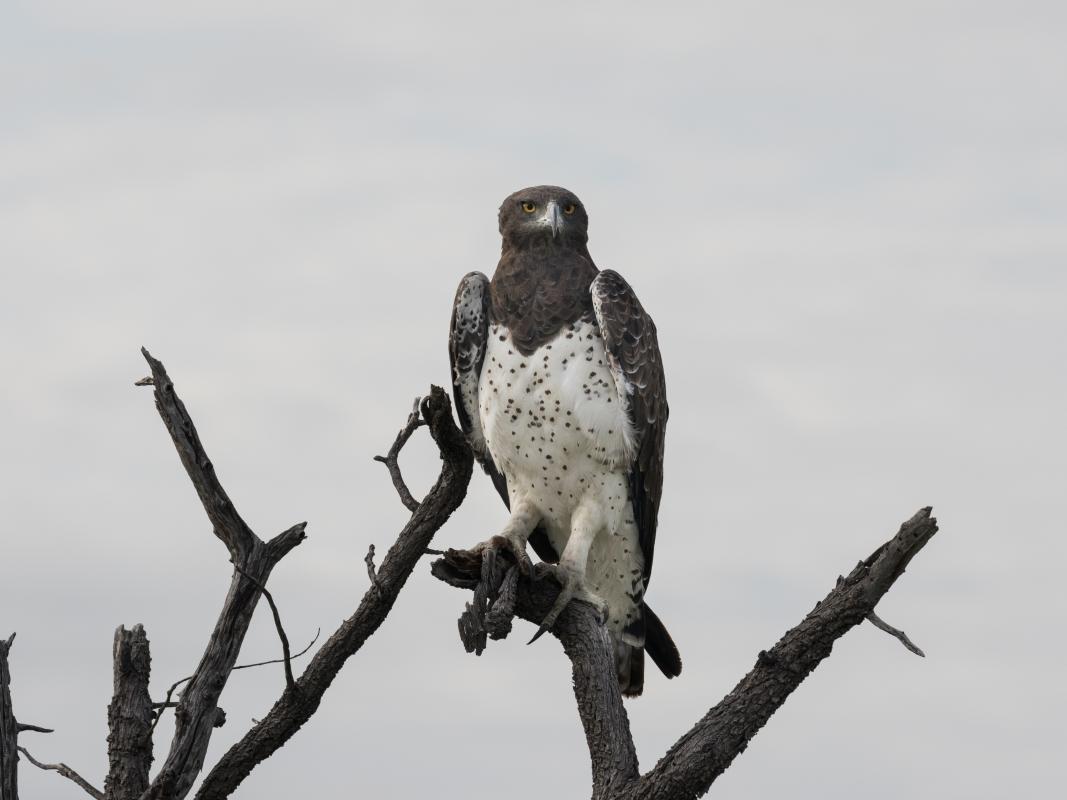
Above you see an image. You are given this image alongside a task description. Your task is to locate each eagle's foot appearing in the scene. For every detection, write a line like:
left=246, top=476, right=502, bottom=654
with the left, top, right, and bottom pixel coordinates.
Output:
left=475, top=534, right=535, bottom=581
left=527, top=562, right=604, bottom=644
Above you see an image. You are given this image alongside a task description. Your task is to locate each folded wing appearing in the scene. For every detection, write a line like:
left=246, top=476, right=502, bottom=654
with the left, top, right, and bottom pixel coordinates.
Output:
left=591, top=269, right=668, bottom=583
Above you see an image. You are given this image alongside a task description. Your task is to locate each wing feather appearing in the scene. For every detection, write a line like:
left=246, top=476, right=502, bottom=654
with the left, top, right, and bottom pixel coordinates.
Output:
left=591, top=270, right=668, bottom=582
left=448, top=272, right=491, bottom=456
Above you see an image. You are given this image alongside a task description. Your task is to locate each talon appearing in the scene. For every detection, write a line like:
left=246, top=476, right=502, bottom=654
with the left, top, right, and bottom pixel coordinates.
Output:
left=527, top=563, right=591, bottom=644
left=485, top=534, right=533, bottom=581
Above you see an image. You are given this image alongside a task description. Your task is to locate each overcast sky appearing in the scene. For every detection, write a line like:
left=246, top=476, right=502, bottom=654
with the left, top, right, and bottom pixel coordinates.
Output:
left=2, top=2, right=1065, bottom=798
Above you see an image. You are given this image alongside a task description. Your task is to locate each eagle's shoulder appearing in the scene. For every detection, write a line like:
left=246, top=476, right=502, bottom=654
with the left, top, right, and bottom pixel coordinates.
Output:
left=449, top=271, right=490, bottom=454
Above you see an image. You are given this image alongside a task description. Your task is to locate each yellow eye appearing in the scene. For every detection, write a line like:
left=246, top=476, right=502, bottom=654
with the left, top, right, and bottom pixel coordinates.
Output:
left=563, top=203, right=577, bottom=215
left=521, top=202, right=536, bottom=213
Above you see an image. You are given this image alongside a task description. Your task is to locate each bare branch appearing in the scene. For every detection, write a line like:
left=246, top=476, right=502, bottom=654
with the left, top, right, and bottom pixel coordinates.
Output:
left=149, top=630, right=320, bottom=731
left=140, top=347, right=258, bottom=563
left=432, top=508, right=939, bottom=800
left=15, top=724, right=53, bottom=735
left=231, top=565, right=296, bottom=690
left=137, top=349, right=307, bottom=800
left=623, top=507, right=939, bottom=800
left=17, top=747, right=103, bottom=800
left=372, top=396, right=426, bottom=512
left=194, top=386, right=473, bottom=800
left=106, top=625, right=154, bottom=800
left=1, top=633, right=19, bottom=799
left=432, top=547, right=640, bottom=797
left=867, top=610, right=925, bottom=657
left=364, top=544, right=381, bottom=591
left=231, top=628, right=321, bottom=674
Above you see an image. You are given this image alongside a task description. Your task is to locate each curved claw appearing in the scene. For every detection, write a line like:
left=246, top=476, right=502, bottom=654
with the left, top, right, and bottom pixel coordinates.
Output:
left=527, top=566, right=580, bottom=645
left=490, top=534, right=534, bottom=582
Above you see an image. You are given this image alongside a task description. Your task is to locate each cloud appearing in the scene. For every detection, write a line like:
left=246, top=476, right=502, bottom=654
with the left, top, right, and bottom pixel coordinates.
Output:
left=2, top=3, right=1064, bottom=798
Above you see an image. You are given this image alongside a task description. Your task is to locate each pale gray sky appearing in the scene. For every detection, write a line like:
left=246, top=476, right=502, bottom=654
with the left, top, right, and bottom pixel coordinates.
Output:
left=2, top=2, right=1065, bottom=798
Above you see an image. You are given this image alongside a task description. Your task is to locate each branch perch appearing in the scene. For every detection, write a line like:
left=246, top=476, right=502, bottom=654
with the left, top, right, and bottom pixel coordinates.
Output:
left=434, top=507, right=939, bottom=800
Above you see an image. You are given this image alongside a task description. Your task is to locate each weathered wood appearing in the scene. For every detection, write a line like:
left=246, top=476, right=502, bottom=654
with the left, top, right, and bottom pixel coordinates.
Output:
left=105, top=625, right=154, bottom=800
left=1, top=635, right=18, bottom=800
left=193, top=387, right=473, bottom=800
left=136, top=351, right=307, bottom=800
left=5, top=363, right=942, bottom=800
left=433, top=548, right=640, bottom=799
left=17, top=747, right=102, bottom=800
left=434, top=508, right=938, bottom=800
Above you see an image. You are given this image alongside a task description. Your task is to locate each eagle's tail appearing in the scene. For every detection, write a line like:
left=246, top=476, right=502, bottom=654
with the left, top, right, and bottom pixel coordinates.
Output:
left=615, top=603, right=682, bottom=697
left=643, top=602, right=683, bottom=680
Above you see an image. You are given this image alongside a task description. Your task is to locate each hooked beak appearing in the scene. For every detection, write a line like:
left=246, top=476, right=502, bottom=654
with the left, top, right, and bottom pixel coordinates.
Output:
left=538, top=200, right=563, bottom=238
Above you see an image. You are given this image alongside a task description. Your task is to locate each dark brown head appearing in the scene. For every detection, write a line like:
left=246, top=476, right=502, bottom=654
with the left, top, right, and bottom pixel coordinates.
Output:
left=498, top=185, right=589, bottom=251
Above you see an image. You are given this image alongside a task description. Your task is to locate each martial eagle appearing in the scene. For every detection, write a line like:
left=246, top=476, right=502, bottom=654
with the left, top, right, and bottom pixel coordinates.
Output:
left=449, top=185, right=681, bottom=696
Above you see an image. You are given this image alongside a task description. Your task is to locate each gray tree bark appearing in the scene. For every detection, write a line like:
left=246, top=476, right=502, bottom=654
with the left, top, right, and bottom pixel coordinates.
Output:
left=106, top=625, right=154, bottom=800
left=432, top=511, right=937, bottom=800
left=5, top=350, right=939, bottom=800
left=1, top=635, right=18, bottom=800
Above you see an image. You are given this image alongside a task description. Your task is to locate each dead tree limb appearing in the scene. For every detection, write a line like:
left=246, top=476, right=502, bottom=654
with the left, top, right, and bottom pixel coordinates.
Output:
left=106, top=625, right=154, bottom=800
left=434, top=507, right=938, bottom=800
left=16, top=747, right=103, bottom=800
left=192, top=386, right=473, bottom=800
left=371, top=396, right=425, bottom=512
left=136, top=349, right=307, bottom=800
left=433, top=551, right=640, bottom=799
left=230, top=566, right=296, bottom=690
left=1, top=634, right=18, bottom=800
left=2, top=362, right=939, bottom=800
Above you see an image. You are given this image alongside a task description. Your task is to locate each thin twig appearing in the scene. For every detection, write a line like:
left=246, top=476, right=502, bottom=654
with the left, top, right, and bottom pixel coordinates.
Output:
left=231, top=628, right=320, bottom=673
left=372, top=396, right=425, bottom=512
left=15, top=723, right=53, bottom=734
left=867, top=610, right=926, bottom=657
left=17, top=746, right=104, bottom=800
left=365, top=544, right=381, bottom=591
left=149, top=629, right=320, bottom=731
left=231, top=565, right=295, bottom=690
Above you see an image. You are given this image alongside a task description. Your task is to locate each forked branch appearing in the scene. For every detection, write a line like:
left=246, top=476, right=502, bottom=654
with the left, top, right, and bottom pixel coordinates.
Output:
left=192, top=386, right=473, bottom=800
left=434, top=508, right=939, bottom=800
left=136, top=349, right=307, bottom=800
left=2, top=364, right=938, bottom=800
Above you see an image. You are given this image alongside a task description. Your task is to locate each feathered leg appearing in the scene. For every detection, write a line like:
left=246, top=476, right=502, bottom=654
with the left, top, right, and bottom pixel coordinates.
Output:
left=475, top=498, right=539, bottom=578
left=529, top=500, right=606, bottom=642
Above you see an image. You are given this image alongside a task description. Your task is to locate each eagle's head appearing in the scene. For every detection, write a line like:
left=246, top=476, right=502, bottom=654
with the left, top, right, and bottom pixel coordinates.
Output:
left=498, top=185, right=589, bottom=250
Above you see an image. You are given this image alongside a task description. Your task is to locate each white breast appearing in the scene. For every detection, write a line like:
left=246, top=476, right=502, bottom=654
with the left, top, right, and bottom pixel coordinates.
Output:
left=479, top=321, right=633, bottom=474
left=477, top=321, right=645, bottom=638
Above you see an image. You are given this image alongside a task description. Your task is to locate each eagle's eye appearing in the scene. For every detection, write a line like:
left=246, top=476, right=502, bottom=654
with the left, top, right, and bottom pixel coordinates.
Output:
left=563, top=203, right=577, bottom=215
left=521, top=201, right=536, bottom=213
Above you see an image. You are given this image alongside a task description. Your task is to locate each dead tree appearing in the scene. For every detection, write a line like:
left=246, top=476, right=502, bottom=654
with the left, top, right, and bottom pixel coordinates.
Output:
left=0, top=350, right=937, bottom=800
